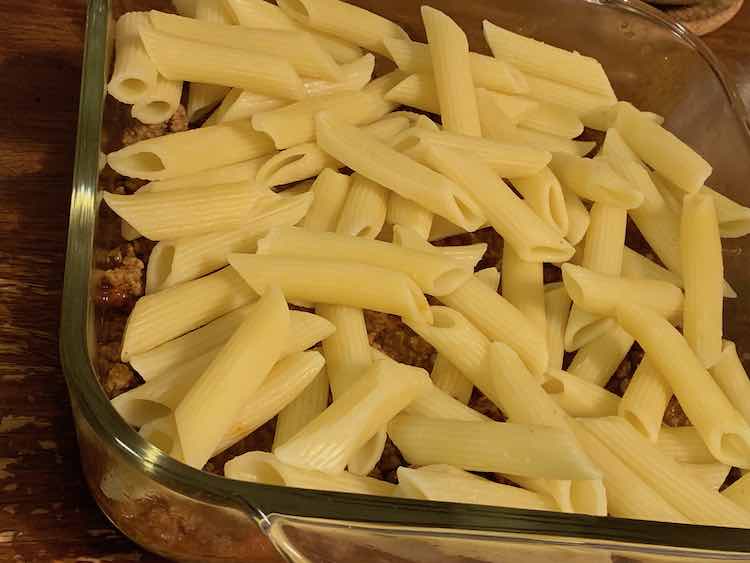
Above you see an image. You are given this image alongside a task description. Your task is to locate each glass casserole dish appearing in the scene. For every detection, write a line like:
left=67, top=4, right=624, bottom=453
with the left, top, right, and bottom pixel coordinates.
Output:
left=61, top=0, right=750, bottom=560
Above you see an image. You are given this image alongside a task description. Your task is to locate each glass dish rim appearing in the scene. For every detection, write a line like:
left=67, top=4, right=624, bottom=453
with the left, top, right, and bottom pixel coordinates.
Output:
left=61, top=0, right=750, bottom=554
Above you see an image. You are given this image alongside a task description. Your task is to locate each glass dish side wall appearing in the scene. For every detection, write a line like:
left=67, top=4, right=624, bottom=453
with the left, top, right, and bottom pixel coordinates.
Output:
left=61, top=0, right=750, bottom=561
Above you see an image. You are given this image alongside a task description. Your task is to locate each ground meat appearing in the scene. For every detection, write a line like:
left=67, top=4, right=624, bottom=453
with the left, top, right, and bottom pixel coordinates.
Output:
left=94, top=241, right=146, bottom=310
left=368, top=439, right=405, bottom=484
left=365, top=311, right=435, bottom=372
left=210, top=419, right=277, bottom=476
left=543, top=263, right=562, bottom=284
left=606, top=344, right=644, bottom=396
left=102, top=363, right=139, bottom=399
left=433, top=226, right=503, bottom=271
left=121, top=104, right=188, bottom=146
left=469, top=390, right=506, bottom=422
left=663, top=397, right=691, bottom=427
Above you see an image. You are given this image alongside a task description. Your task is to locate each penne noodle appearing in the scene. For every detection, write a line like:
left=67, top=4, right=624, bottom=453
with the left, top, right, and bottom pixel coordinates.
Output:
left=276, top=0, right=408, bottom=56
left=501, top=243, right=546, bottom=333
left=550, top=153, right=643, bottom=209
left=561, top=187, right=590, bottom=246
left=681, top=192, right=724, bottom=368
left=683, top=463, right=731, bottom=492
left=272, top=366, right=327, bottom=450
left=302, top=168, right=351, bottom=233
left=579, top=417, right=750, bottom=527
left=423, top=357, right=475, bottom=409
left=388, top=415, right=601, bottom=480
left=335, top=174, right=388, bottom=239
left=582, top=102, right=664, bottom=132
left=139, top=414, right=183, bottom=460
left=141, top=157, right=270, bottom=193
left=392, top=225, right=487, bottom=272
left=144, top=191, right=313, bottom=292
left=415, top=142, right=572, bottom=263
left=204, top=88, right=289, bottom=128
left=256, top=142, right=341, bottom=188
left=620, top=247, right=683, bottom=288
left=562, top=263, right=683, bottom=321
left=511, top=167, right=569, bottom=236
left=618, top=356, right=672, bottom=442
left=385, top=72, right=441, bottom=114
left=174, top=287, right=289, bottom=469
left=131, top=74, right=183, bottom=125
left=703, top=185, right=750, bottom=238
left=108, top=12, right=158, bottom=104
left=253, top=90, right=394, bottom=149
left=107, top=121, right=275, bottom=181
left=710, top=341, right=750, bottom=425
left=315, top=113, right=485, bottom=231
left=476, top=91, right=538, bottom=123
left=387, top=194, right=434, bottom=240
left=722, top=472, right=750, bottom=511
left=617, top=303, right=750, bottom=467
left=257, top=226, right=472, bottom=297
left=518, top=102, right=583, bottom=139
left=120, top=267, right=257, bottom=360
left=396, top=466, right=556, bottom=511
left=544, top=283, right=571, bottom=371
left=140, top=27, right=305, bottom=100
left=103, top=181, right=269, bottom=241
left=569, top=422, right=689, bottom=523
left=542, top=369, right=621, bottom=418
left=228, top=254, right=433, bottom=324
left=657, top=426, right=716, bottom=464
left=566, top=326, right=634, bottom=387
left=225, top=451, right=394, bottom=496
left=275, top=360, right=431, bottom=473
left=520, top=73, right=614, bottom=117
left=482, top=20, right=616, bottom=99
left=614, top=102, right=711, bottom=194
left=422, top=6, right=481, bottom=136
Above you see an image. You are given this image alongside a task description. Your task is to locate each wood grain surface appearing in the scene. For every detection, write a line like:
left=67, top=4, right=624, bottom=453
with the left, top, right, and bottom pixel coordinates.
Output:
left=0, top=1, right=749, bottom=562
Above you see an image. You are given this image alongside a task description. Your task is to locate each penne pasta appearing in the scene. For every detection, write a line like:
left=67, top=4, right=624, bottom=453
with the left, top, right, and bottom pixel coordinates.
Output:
left=388, top=414, right=601, bottom=480
left=617, top=303, right=750, bottom=467
left=131, top=74, right=183, bottom=125
left=658, top=426, right=716, bottom=464
left=107, top=121, right=276, bottom=181
left=566, top=326, right=634, bottom=387
left=519, top=102, right=583, bottom=139
left=256, top=142, right=341, bottom=188
left=511, top=167, right=569, bottom=236
left=258, top=226, right=472, bottom=297
left=722, top=472, right=750, bottom=511
left=387, top=194, right=434, bottom=240
left=315, top=113, right=485, bottom=231
left=139, top=413, right=183, bottom=460
left=228, top=254, right=433, bottom=323
left=582, top=102, right=664, bottom=132
left=683, top=463, right=731, bottom=492
left=335, top=174, right=388, bottom=239
left=544, top=283, right=571, bottom=371
left=141, top=157, right=270, bottom=193
left=392, top=225, right=487, bottom=273
left=140, top=27, right=305, bottom=100
left=174, top=287, right=289, bottom=469
left=120, top=267, right=257, bottom=361
left=482, top=20, right=616, bottom=99
left=108, top=12, right=158, bottom=104
left=225, top=451, right=394, bottom=496
left=681, top=192, right=724, bottom=367
left=620, top=246, right=683, bottom=288
left=276, top=0, right=408, bottom=56
left=302, top=168, right=351, bottom=233
left=476, top=91, right=538, bottom=123
left=542, top=369, right=621, bottom=418
left=703, top=185, right=750, bottom=238
left=429, top=355, right=473, bottom=406
left=396, top=466, right=556, bottom=511
left=561, top=187, right=590, bottom=246
left=710, top=341, right=750, bottom=425
left=618, top=356, right=672, bottom=442
left=579, top=417, right=750, bottom=527
left=407, top=372, right=481, bottom=420
left=422, top=6, right=481, bottom=136
left=520, top=73, right=614, bottom=118
left=275, top=360, right=431, bottom=473
left=501, top=243, right=546, bottom=333
left=384, top=72, right=441, bottom=114
left=204, top=88, right=289, bottom=127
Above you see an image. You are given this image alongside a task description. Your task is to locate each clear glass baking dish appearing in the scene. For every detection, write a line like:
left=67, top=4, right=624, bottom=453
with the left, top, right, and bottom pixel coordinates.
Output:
left=61, top=0, right=750, bottom=560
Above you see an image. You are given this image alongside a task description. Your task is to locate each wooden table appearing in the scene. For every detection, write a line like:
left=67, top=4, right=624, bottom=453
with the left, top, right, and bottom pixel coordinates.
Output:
left=0, top=1, right=749, bottom=561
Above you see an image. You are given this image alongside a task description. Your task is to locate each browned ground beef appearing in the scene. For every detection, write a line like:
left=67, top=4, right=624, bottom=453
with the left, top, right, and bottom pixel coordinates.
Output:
left=121, top=104, right=188, bottom=146
left=365, top=311, right=436, bottom=372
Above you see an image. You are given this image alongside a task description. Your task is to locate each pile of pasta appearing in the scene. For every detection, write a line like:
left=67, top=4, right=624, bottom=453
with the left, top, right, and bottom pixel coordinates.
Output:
left=103, top=0, right=750, bottom=526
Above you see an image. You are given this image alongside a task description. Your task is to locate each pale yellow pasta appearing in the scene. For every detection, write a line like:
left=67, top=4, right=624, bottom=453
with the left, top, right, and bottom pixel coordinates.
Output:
left=131, top=73, right=183, bottom=125
left=561, top=187, right=590, bottom=246
left=617, top=303, right=750, bottom=468
left=582, top=102, right=664, bottom=132
left=335, top=174, right=388, bottom=239
left=511, top=167, right=569, bottom=236
left=614, top=102, right=711, bottom=194
left=175, top=287, right=289, bottom=469
left=544, top=283, right=571, bottom=371
left=387, top=194, right=434, bottom=240
left=108, top=12, right=158, bottom=104
left=682, top=463, right=731, bottom=492
left=657, top=426, right=716, bottom=464
left=722, top=472, right=750, bottom=511
left=228, top=254, right=433, bottom=323
left=620, top=246, right=683, bottom=288
left=542, top=369, right=621, bottom=418
left=703, top=185, right=750, bottom=238
left=103, top=181, right=269, bottom=241
left=140, top=27, right=305, bottom=100
left=422, top=6, right=481, bottom=136
left=256, top=143, right=341, bottom=188
left=276, top=0, right=408, bottom=56
left=518, top=103, right=583, bottom=139
left=566, top=326, right=634, bottom=387
left=580, top=417, right=750, bottom=527
left=618, top=357, right=671, bottom=443
left=315, top=113, right=485, bottom=231
left=225, top=451, right=394, bottom=496
left=144, top=191, right=313, bottom=291
left=388, top=414, right=601, bottom=480
left=317, top=304, right=371, bottom=399
left=391, top=225, right=487, bottom=272
left=302, top=168, right=351, bottom=233
left=405, top=384, right=488, bottom=422
left=501, top=243, right=546, bottom=333
left=273, top=367, right=330, bottom=450
left=482, top=20, right=616, bottom=99
left=121, top=267, right=257, bottom=360
left=275, top=361, right=431, bottom=473
left=681, top=192, right=724, bottom=368
left=384, top=72, right=441, bottom=114
left=204, top=88, right=289, bottom=127
left=142, top=157, right=270, bottom=192
left=396, top=466, right=556, bottom=511
left=107, top=121, right=275, bottom=181
left=474, top=91, right=538, bottom=122
left=519, top=73, right=615, bottom=117
left=710, top=341, right=750, bottom=424
left=253, top=90, right=394, bottom=149
left=427, top=355, right=473, bottom=407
